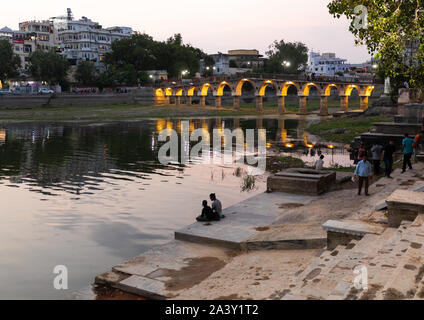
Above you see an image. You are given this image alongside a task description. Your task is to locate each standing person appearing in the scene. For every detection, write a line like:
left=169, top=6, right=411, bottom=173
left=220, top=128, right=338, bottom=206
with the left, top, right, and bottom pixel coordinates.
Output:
left=315, top=155, right=325, bottom=170
left=354, top=154, right=373, bottom=196
left=371, top=143, right=384, bottom=175
left=210, top=193, right=225, bottom=219
left=402, top=134, right=415, bottom=173
left=358, top=143, right=367, bottom=162
left=382, top=140, right=396, bottom=178
left=413, top=130, right=423, bottom=162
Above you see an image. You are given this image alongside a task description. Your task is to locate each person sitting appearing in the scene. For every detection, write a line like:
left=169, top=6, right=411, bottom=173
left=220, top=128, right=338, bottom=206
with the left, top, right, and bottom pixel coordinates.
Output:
left=314, top=155, right=325, bottom=170
left=210, top=193, right=225, bottom=219
left=196, top=200, right=217, bottom=222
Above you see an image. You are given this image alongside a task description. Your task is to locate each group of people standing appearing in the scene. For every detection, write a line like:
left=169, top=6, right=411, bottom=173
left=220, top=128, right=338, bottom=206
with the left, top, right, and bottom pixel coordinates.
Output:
left=354, top=130, right=423, bottom=196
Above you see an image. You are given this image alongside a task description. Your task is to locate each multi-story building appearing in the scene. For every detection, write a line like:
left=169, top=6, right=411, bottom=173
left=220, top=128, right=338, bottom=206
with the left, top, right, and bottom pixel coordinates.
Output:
left=53, top=9, right=132, bottom=67
left=306, top=51, right=351, bottom=76
left=228, top=49, right=265, bottom=69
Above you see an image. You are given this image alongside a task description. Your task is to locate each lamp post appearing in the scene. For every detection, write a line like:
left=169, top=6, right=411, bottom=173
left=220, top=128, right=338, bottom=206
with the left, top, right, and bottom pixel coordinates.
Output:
left=282, top=60, right=291, bottom=73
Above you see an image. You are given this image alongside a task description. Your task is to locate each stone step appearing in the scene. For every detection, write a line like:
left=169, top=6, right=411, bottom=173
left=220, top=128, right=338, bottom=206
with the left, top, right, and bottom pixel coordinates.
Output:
left=283, top=235, right=386, bottom=300
left=354, top=221, right=415, bottom=300
left=372, top=122, right=422, bottom=135
left=306, top=229, right=397, bottom=300
left=386, top=189, right=424, bottom=228
left=376, top=216, right=424, bottom=300
left=282, top=243, right=358, bottom=300
left=323, top=220, right=386, bottom=250
left=327, top=227, right=400, bottom=300
left=360, top=132, right=405, bottom=146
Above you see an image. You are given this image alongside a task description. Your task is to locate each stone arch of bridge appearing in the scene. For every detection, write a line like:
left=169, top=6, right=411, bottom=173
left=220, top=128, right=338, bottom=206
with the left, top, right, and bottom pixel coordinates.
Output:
left=235, top=78, right=256, bottom=96
left=216, top=81, right=233, bottom=96
left=281, top=81, right=300, bottom=96
left=323, top=84, right=341, bottom=96
left=301, top=82, right=322, bottom=96
left=154, top=89, right=166, bottom=105
left=258, top=80, right=278, bottom=97
left=201, top=83, right=215, bottom=96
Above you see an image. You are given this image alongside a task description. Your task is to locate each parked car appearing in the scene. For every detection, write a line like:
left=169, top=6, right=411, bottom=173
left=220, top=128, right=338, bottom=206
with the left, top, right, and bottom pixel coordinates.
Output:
left=38, top=88, right=54, bottom=95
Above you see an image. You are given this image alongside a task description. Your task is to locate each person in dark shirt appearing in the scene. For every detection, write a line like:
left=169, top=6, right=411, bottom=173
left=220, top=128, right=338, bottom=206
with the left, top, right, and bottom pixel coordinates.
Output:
left=382, top=140, right=396, bottom=178
left=196, top=200, right=217, bottom=222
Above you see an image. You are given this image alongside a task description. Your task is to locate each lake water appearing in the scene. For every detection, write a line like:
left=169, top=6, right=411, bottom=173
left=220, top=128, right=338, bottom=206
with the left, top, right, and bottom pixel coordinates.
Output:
left=0, top=117, right=353, bottom=299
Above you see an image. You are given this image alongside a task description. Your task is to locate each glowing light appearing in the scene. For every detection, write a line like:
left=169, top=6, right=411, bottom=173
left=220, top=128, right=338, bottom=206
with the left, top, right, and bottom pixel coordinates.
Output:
left=328, top=145, right=335, bottom=149
left=266, top=143, right=272, bottom=149
left=285, top=143, right=294, bottom=148
left=306, top=143, right=314, bottom=149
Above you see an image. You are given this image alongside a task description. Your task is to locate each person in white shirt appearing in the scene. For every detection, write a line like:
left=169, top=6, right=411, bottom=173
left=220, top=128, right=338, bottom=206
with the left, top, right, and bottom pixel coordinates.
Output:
left=315, top=155, right=325, bottom=170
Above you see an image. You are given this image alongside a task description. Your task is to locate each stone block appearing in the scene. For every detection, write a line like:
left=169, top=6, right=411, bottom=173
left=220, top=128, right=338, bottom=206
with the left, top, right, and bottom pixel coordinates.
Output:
left=115, top=275, right=168, bottom=300
left=323, top=220, right=386, bottom=251
left=268, top=168, right=336, bottom=195
left=386, top=190, right=424, bottom=228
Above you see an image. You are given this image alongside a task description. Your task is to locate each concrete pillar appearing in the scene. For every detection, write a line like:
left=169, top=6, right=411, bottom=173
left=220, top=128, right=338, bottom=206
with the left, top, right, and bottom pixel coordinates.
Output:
left=360, top=96, right=369, bottom=110
left=215, top=96, right=222, bottom=108
left=256, top=96, right=263, bottom=113
left=298, top=95, right=308, bottom=114
left=319, top=96, right=329, bottom=116
left=340, top=95, right=349, bottom=112
left=176, top=96, right=181, bottom=106
left=187, top=96, right=192, bottom=106
left=200, top=96, right=206, bottom=107
left=234, top=117, right=240, bottom=128
left=165, top=96, right=171, bottom=105
left=277, top=96, right=286, bottom=114
left=233, top=96, right=241, bottom=110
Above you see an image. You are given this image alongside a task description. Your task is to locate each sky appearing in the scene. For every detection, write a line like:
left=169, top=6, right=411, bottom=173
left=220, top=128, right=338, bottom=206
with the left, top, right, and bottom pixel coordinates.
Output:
left=1, top=0, right=371, bottom=63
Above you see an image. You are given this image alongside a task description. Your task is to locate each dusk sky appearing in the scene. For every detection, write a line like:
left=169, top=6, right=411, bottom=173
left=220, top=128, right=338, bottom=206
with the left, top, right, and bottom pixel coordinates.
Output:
left=1, top=0, right=371, bottom=63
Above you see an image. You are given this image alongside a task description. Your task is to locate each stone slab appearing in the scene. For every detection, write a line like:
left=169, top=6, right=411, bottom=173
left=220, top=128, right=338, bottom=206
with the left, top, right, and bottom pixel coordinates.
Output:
left=323, top=220, right=386, bottom=237
left=175, top=192, right=317, bottom=248
left=115, top=275, right=168, bottom=300
left=376, top=201, right=388, bottom=211
left=386, top=190, right=424, bottom=207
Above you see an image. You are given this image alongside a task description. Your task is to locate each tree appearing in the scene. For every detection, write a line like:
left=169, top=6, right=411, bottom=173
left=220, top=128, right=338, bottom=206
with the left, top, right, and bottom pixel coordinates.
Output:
left=105, top=33, right=203, bottom=79
left=75, top=61, right=97, bottom=85
left=265, top=40, right=308, bottom=74
left=328, top=0, right=424, bottom=88
left=28, top=50, right=69, bottom=86
left=0, top=40, right=21, bottom=85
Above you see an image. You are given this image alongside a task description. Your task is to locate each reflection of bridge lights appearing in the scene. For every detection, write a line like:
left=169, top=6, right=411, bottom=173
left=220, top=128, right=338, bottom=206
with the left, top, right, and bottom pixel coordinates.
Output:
left=285, top=143, right=294, bottom=148
left=266, top=143, right=272, bottom=149
left=328, top=144, right=335, bottom=149
left=306, top=143, right=314, bottom=149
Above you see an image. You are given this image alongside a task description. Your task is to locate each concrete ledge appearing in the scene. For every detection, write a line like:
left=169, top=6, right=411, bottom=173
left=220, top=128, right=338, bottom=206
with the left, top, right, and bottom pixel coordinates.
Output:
left=268, top=168, right=336, bottom=195
left=386, top=190, right=424, bottom=227
left=323, top=220, right=386, bottom=250
left=114, top=275, right=168, bottom=300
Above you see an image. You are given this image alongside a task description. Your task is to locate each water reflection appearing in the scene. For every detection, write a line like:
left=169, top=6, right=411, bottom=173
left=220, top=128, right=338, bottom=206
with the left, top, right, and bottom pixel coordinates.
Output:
left=0, top=117, right=351, bottom=299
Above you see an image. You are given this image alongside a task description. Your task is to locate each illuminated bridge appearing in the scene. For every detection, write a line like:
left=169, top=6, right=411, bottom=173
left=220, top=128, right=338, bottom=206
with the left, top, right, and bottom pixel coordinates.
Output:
left=153, top=75, right=377, bottom=115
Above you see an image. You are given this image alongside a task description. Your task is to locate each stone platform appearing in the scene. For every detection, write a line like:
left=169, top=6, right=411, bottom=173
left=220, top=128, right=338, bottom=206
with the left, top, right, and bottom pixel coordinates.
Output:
left=386, top=190, right=424, bottom=227
left=323, top=220, right=386, bottom=250
left=267, top=168, right=336, bottom=195
left=175, top=192, right=321, bottom=249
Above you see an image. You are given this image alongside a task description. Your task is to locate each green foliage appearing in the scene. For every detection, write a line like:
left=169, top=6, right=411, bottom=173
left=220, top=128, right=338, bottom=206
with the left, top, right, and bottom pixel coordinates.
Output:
left=265, top=40, right=308, bottom=74
left=105, top=33, right=204, bottom=79
left=241, top=175, right=256, bottom=192
left=328, top=0, right=424, bottom=88
left=307, top=116, right=391, bottom=143
left=28, top=50, right=69, bottom=85
left=75, top=61, right=98, bottom=85
left=0, top=40, right=21, bottom=84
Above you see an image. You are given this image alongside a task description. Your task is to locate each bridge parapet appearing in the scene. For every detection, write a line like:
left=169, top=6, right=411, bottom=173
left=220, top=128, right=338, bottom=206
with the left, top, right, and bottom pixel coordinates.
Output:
left=154, top=74, right=378, bottom=115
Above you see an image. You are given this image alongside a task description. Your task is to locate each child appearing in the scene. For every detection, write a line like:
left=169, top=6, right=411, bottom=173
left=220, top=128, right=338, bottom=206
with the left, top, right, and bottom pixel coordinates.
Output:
left=196, top=200, right=216, bottom=222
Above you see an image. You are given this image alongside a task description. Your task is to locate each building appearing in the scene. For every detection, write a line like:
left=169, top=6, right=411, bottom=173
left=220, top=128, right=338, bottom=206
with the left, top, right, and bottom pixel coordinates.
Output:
left=53, top=9, right=132, bottom=67
left=147, top=70, right=168, bottom=83
left=208, top=53, right=230, bottom=75
left=306, top=51, right=350, bottom=76
left=227, top=49, right=265, bottom=69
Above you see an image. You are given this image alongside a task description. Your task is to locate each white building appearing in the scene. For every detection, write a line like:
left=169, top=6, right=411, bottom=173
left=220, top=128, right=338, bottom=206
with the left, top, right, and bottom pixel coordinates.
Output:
left=53, top=9, right=132, bottom=67
left=306, top=52, right=351, bottom=76
left=207, top=53, right=230, bottom=75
